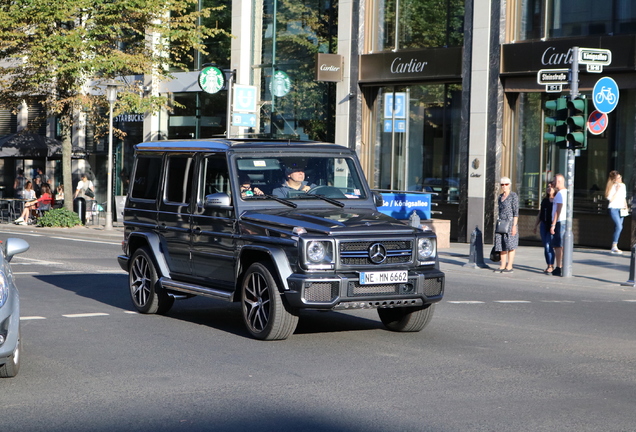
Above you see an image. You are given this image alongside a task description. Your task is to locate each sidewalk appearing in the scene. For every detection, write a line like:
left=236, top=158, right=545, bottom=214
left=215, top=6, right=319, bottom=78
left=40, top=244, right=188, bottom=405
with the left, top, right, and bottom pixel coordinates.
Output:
left=0, top=220, right=125, bottom=241
left=440, top=242, right=635, bottom=290
left=1, top=221, right=633, bottom=290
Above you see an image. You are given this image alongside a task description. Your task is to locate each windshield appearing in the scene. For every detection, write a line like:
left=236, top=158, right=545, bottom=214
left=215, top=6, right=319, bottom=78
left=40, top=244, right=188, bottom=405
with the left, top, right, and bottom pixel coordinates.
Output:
left=236, top=155, right=367, bottom=201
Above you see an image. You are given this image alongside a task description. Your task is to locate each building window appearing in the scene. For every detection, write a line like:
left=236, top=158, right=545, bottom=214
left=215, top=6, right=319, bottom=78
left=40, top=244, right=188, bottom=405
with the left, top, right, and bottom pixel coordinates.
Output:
left=254, top=0, right=338, bottom=141
left=512, top=90, right=635, bottom=213
left=515, top=0, right=636, bottom=41
left=170, top=0, right=232, bottom=71
left=166, top=92, right=227, bottom=139
left=370, top=84, right=461, bottom=203
left=371, top=0, right=464, bottom=52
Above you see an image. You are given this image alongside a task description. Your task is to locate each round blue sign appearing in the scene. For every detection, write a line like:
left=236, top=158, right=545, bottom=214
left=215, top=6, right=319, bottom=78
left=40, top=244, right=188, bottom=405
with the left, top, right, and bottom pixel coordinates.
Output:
left=592, top=77, right=619, bottom=114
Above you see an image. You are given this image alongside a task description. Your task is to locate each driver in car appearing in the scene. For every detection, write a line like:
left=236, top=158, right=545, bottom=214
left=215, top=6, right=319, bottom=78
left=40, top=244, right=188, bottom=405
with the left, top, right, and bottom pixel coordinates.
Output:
left=272, top=166, right=316, bottom=198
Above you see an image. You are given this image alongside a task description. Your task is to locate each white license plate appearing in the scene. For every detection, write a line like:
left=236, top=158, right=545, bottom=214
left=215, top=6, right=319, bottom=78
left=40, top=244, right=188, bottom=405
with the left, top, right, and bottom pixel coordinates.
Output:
left=359, top=270, right=408, bottom=285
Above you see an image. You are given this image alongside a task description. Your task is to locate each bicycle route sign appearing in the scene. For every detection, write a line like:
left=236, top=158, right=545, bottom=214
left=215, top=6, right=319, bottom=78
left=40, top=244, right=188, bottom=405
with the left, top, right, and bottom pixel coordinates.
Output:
left=592, top=76, right=619, bottom=113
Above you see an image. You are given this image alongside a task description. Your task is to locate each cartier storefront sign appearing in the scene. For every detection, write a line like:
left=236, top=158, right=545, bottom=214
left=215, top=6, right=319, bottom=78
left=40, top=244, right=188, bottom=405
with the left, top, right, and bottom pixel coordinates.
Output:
left=359, top=47, right=462, bottom=84
left=315, top=53, right=343, bottom=82
left=501, top=35, right=636, bottom=75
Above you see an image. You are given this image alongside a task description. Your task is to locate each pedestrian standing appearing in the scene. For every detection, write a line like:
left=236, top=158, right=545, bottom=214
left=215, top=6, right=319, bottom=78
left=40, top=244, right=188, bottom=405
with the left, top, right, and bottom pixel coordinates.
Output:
left=534, top=182, right=556, bottom=273
left=550, top=174, right=567, bottom=276
left=494, top=177, right=519, bottom=273
left=605, top=170, right=627, bottom=254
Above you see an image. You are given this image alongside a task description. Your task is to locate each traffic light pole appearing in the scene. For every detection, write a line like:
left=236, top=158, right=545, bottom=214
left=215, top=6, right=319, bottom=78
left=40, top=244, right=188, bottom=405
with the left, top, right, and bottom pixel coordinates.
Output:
left=563, top=47, right=580, bottom=278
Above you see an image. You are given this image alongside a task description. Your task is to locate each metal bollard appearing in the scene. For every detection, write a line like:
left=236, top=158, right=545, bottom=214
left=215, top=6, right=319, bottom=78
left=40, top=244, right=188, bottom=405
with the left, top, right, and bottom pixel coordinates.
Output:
left=463, top=226, right=490, bottom=269
left=620, top=244, right=636, bottom=287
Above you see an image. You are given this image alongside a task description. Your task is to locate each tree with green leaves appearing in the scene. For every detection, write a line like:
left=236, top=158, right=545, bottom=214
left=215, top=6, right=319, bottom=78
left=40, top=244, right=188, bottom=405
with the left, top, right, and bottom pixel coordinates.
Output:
left=0, top=0, right=229, bottom=210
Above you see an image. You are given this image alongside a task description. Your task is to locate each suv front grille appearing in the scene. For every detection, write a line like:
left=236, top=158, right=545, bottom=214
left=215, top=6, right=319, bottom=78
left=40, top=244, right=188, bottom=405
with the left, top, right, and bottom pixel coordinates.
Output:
left=303, top=281, right=339, bottom=303
left=339, top=240, right=413, bottom=266
left=423, top=277, right=443, bottom=297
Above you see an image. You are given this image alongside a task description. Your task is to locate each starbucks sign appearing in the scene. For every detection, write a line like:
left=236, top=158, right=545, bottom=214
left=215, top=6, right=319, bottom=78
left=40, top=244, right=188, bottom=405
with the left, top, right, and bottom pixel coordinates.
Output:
left=270, top=70, right=291, bottom=97
left=198, top=66, right=226, bottom=94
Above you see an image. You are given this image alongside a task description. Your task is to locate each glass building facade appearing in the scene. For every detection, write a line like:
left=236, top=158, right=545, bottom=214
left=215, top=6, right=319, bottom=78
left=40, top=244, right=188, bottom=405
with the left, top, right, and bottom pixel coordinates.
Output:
left=360, top=0, right=464, bottom=209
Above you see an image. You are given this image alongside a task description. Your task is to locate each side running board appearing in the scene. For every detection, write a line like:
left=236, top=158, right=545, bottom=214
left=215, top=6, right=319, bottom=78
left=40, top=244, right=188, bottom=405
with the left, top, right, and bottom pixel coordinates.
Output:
left=159, top=277, right=234, bottom=302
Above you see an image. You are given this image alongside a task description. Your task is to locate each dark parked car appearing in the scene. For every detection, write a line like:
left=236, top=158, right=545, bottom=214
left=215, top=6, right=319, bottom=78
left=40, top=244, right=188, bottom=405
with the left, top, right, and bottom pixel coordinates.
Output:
left=118, top=139, right=445, bottom=340
left=0, top=237, right=30, bottom=377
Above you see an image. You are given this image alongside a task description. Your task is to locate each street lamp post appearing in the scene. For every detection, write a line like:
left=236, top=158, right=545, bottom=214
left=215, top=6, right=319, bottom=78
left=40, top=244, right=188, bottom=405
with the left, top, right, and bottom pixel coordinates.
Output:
left=105, top=83, right=118, bottom=231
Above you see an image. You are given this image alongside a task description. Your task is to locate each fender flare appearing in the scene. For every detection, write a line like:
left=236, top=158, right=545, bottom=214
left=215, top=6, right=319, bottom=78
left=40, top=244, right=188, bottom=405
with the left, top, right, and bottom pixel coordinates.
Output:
left=238, top=245, right=293, bottom=291
left=127, top=232, right=171, bottom=278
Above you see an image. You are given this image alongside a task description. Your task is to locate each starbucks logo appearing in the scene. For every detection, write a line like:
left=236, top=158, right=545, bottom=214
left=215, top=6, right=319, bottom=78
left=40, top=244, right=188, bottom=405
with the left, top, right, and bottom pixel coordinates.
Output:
left=198, top=66, right=225, bottom=94
left=270, top=70, right=291, bottom=97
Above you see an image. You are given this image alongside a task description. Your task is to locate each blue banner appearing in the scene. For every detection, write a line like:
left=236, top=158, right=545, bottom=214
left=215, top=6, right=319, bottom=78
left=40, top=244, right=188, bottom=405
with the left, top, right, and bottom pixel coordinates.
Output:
left=377, top=193, right=431, bottom=220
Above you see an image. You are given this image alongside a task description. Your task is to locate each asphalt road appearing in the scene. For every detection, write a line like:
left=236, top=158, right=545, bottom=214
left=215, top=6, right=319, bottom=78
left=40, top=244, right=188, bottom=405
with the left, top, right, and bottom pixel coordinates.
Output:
left=1, top=229, right=635, bottom=431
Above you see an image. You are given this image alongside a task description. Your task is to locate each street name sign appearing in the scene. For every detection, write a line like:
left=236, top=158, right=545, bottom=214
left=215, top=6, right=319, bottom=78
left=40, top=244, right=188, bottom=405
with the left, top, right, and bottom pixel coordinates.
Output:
left=537, top=69, right=569, bottom=85
left=578, top=48, right=612, bottom=65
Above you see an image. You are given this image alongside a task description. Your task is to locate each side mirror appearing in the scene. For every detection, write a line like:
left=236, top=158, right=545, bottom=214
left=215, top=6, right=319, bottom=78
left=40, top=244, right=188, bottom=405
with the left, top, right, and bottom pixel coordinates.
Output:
left=204, top=192, right=232, bottom=208
left=372, top=191, right=383, bottom=207
left=5, top=238, right=29, bottom=263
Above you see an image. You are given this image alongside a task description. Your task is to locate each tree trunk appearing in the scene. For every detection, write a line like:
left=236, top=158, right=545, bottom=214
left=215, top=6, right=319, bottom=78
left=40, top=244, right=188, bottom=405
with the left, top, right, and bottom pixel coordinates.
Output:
left=61, top=120, right=73, bottom=212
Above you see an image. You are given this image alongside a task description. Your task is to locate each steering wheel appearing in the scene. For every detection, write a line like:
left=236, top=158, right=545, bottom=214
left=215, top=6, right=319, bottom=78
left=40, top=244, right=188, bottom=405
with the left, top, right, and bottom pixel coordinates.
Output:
left=306, top=185, right=346, bottom=198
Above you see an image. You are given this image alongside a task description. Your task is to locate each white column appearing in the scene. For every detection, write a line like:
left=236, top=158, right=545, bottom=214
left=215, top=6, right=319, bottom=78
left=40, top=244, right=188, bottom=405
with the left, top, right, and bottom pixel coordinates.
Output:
left=466, top=0, right=492, bottom=233
left=334, top=0, right=353, bottom=146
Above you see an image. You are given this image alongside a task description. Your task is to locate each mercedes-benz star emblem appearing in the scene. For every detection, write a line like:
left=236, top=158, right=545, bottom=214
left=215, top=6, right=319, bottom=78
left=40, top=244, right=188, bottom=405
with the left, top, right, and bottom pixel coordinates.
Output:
left=368, top=243, right=387, bottom=264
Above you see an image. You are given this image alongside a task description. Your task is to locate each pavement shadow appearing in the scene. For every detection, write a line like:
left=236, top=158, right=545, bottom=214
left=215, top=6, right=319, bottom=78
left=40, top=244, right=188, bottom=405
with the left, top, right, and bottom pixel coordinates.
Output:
left=34, top=273, right=383, bottom=338
left=33, top=273, right=130, bottom=309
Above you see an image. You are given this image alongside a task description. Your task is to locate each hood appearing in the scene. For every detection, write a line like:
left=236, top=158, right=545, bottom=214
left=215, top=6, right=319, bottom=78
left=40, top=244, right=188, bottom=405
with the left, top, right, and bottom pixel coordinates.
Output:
left=240, top=207, right=418, bottom=235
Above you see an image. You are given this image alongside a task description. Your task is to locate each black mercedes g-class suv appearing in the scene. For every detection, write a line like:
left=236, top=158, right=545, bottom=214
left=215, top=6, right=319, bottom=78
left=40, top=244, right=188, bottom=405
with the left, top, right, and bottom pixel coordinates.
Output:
left=117, top=139, right=444, bottom=340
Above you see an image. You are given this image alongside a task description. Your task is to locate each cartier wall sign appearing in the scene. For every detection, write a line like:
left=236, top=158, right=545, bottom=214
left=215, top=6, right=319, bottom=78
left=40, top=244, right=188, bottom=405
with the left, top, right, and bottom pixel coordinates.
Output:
left=501, top=34, right=636, bottom=75
left=359, top=47, right=462, bottom=83
left=315, top=53, right=343, bottom=82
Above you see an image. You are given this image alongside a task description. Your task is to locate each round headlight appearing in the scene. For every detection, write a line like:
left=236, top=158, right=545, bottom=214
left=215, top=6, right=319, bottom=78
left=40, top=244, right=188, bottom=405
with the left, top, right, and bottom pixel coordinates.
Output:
left=307, top=241, right=327, bottom=263
left=417, top=238, right=434, bottom=260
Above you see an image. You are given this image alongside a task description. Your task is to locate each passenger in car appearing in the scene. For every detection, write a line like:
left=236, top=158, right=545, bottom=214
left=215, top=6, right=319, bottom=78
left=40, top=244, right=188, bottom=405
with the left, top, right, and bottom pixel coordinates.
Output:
left=239, top=175, right=264, bottom=198
left=272, top=166, right=316, bottom=198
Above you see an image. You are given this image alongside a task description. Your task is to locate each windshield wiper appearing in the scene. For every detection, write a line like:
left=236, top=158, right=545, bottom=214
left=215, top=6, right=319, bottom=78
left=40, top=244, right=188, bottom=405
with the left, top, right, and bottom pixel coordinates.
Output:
left=248, top=194, right=297, bottom=208
left=301, top=194, right=345, bottom=208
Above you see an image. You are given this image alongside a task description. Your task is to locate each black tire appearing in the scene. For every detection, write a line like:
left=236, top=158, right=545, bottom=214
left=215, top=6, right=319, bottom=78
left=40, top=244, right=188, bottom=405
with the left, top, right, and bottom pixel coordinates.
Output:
left=0, top=331, right=20, bottom=378
left=378, top=304, right=435, bottom=332
left=241, top=262, right=298, bottom=340
left=129, top=247, right=174, bottom=315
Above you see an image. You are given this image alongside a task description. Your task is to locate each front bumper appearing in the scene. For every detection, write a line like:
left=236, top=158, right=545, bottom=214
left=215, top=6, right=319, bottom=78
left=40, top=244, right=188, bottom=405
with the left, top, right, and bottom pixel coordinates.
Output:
left=0, top=289, right=19, bottom=363
left=283, top=269, right=444, bottom=310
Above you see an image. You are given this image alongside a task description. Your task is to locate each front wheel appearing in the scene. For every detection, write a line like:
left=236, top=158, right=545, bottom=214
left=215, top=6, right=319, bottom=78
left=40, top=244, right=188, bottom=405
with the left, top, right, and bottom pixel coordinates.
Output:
left=0, top=331, right=20, bottom=378
left=241, top=262, right=298, bottom=340
left=129, top=248, right=174, bottom=315
left=378, top=304, right=435, bottom=332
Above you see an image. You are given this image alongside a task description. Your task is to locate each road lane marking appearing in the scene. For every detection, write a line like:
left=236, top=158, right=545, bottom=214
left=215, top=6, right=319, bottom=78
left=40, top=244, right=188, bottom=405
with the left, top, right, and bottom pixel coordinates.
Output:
left=20, top=316, right=46, bottom=320
left=12, top=256, right=63, bottom=265
left=62, top=313, right=110, bottom=318
left=49, top=236, right=120, bottom=245
left=447, top=301, right=485, bottom=304
left=494, top=300, right=532, bottom=303
left=540, top=300, right=576, bottom=303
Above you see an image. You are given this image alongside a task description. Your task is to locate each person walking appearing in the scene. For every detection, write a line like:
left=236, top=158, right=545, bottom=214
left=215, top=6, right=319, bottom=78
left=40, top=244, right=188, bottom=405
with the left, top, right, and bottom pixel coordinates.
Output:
left=494, top=177, right=519, bottom=273
left=605, top=170, right=627, bottom=254
left=534, top=182, right=556, bottom=274
left=550, top=174, right=567, bottom=276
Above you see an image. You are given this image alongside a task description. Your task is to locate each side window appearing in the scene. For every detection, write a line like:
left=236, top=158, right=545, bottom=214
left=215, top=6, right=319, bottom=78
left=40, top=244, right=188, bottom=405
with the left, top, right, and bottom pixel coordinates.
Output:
left=131, top=156, right=162, bottom=200
left=201, top=155, right=231, bottom=198
left=165, top=155, right=194, bottom=204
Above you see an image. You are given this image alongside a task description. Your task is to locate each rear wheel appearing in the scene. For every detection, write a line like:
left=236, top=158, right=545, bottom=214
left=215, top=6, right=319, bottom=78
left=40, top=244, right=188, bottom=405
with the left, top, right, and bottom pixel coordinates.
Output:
left=378, top=304, right=435, bottom=332
left=129, top=248, right=174, bottom=315
left=241, top=262, right=298, bottom=340
left=0, top=331, right=20, bottom=378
